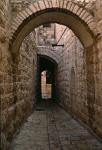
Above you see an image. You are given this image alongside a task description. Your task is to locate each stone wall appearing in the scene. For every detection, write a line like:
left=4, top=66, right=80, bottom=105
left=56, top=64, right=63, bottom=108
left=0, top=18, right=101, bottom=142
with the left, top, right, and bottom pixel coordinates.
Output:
left=10, top=0, right=98, bottom=16
left=56, top=23, right=102, bottom=138
left=0, top=43, right=14, bottom=150
left=88, top=0, right=102, bottom=137
left=0, top=0, right=13, bottom=149
left=93, top=37, right=102, bottom=137
left=13, top=30, right=37, bottom=135
left=84, top=1, right=102, bottom=137
left=0, top=28, right=37, bottom=150
left=56, top=27, right=87, bottom=119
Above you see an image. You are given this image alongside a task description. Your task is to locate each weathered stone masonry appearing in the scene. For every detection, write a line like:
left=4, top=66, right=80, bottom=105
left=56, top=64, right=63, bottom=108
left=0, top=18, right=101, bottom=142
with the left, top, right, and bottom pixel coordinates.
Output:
left=1, top=30, right=37, bottom=149
left=56, top=24, right=102, bottom=137
left=0, top=0, right=102, bottom=150
left=12, top=31, right=37, bottom=132
left=0, top=1, right=37, bottom=147
left=56, top=28, right=90, bottom=124
left=0, top=1, right=13, bottom=149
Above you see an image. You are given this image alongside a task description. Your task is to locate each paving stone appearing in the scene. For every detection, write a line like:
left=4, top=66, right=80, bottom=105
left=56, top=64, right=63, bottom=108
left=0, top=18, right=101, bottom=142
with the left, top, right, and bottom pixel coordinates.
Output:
left=10, top=103, right=102, bottom=150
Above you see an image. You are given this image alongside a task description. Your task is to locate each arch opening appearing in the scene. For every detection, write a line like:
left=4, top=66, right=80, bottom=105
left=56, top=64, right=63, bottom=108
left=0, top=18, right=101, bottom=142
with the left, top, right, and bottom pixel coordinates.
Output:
left=10, top=7, right=95, bottom=55
left=37, top=54, right=57, bottom=103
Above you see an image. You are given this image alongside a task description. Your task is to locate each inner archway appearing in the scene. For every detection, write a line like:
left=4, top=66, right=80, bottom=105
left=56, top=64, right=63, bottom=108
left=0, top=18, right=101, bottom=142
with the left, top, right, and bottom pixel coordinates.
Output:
left=37, top=54, right=58, bottom=103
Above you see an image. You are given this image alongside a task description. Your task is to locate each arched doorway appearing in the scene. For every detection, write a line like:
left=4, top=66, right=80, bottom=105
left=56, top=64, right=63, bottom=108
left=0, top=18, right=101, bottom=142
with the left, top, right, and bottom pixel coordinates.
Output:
left=37, top=54, right=58, bottom=103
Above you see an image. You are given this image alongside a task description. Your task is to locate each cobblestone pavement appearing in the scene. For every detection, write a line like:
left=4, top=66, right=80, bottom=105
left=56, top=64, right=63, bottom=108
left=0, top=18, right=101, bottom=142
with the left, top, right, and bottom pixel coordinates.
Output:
left=11, top=102, right=102, bottom=150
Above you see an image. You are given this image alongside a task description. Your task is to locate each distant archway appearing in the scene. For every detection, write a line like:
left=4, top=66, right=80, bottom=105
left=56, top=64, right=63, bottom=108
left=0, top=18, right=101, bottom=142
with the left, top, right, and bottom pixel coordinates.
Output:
left=37, top=54, right=57, bottom=102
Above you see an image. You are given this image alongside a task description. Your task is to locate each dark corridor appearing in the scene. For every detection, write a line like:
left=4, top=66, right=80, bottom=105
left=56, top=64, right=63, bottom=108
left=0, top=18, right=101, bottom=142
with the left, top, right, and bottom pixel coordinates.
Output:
left=36, top=55, right=58, bottom=104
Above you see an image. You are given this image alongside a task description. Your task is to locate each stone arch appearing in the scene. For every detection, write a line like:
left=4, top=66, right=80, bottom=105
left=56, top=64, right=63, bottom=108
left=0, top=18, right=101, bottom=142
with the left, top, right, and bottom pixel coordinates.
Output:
left=38, top=54, right=58, bottom=72
left=37, top=53, right=58, bottom=102
left=37, top=46, right=59, bottom=64
left=38, top=54, right=58, bottom=66
left=9, top=0, right=96, bottom=54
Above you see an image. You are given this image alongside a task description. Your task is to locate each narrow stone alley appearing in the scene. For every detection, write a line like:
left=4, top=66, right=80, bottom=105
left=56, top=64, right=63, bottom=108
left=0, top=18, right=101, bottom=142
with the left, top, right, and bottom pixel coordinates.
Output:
left=10, top=102, right=102, bottom=150
left=1, top=1, right=102, bottom=150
